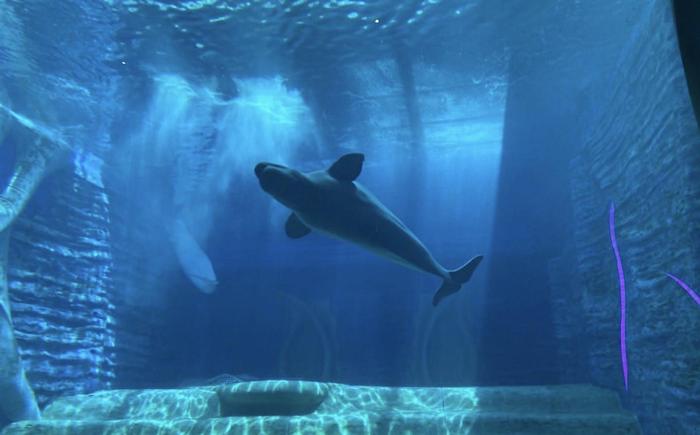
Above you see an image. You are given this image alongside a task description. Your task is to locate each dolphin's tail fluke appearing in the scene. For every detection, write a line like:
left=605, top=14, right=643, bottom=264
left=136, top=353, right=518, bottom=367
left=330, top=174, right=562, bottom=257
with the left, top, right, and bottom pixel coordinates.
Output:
left=432, top=255, right=484, bottom=306
left=449, top=255, right=484, bottom=284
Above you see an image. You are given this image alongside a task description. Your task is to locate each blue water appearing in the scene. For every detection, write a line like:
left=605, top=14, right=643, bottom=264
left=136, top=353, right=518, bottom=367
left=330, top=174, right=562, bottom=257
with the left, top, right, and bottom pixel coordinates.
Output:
left=54, top=0, right=512, bottom=387
left=2, top=0, right=698, bottom=432
left=0, top=0, right=626, bottom=386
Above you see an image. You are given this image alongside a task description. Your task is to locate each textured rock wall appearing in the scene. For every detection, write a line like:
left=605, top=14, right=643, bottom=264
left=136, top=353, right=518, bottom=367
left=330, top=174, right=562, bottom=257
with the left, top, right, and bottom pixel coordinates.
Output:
left=7, top=157, right=116, bottom=405
left=557, top=0, right=700, bottom=432
left=101, top=143, right=171, bottom=389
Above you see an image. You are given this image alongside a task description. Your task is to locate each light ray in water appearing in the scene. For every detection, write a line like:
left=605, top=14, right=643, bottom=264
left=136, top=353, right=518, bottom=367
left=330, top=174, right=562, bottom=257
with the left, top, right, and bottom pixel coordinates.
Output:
left=609, top=202, right=628, bottom=391
left=0, top=101, right=68, bottom=148
left=665, top=273, right=700, bottom=307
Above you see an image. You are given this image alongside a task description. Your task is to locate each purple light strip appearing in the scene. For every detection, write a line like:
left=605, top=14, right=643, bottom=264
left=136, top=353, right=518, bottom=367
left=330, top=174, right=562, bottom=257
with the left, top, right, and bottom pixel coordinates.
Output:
left=666, top=273, right=700, bottom=306
left=609, top=202, right=628, bottom=391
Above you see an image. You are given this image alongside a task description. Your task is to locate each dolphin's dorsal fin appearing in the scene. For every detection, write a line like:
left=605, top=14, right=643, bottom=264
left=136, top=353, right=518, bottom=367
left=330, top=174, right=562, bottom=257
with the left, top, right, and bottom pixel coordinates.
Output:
left=285, top=213, right=311, bottom=239
left=328, top=153, right=364, bottom=181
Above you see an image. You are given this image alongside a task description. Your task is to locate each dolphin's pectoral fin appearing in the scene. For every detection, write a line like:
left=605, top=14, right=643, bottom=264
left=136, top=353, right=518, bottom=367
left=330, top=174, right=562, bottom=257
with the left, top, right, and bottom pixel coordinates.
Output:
left=328, top=153, right=364, bottom=181
left=285, top=213, right=311, bottom=239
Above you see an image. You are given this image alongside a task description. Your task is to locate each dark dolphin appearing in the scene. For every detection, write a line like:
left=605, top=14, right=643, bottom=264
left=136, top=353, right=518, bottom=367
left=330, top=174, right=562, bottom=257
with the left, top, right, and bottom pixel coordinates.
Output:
left=673, top=0, right=700, bottom=127
left=255, top=153, right=483, bottom=306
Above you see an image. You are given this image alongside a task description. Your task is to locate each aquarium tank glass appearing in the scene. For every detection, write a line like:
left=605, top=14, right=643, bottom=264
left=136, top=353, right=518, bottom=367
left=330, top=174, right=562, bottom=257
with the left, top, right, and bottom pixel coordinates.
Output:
left=0, top=0, right=699, bottom=433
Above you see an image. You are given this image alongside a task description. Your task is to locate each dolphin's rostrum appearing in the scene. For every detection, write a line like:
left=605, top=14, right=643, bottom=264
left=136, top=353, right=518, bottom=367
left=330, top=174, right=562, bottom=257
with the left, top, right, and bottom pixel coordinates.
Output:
left=255, top=153, right=483, bottom=306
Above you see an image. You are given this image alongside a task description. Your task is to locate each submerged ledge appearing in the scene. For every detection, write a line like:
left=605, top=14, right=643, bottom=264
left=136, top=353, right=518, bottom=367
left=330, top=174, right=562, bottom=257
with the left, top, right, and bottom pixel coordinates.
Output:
left=2, top=381, right=641, bottom=434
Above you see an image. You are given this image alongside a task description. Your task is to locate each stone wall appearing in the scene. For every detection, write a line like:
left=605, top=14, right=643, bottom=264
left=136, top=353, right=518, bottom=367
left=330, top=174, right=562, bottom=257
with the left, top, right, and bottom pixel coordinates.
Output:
left=555, top=0, right=700, bottom=432
left=7, top=157, right=116, bottom=404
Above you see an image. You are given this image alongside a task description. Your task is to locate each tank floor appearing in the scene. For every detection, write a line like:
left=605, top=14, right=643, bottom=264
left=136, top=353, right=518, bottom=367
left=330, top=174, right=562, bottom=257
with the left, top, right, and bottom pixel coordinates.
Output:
left=2, top=380, right=641, bottom=434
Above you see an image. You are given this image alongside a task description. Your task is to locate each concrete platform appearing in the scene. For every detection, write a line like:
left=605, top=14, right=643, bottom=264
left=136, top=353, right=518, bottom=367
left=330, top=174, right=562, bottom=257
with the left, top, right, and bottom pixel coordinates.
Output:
left=2, top=381, right=642, bottom=434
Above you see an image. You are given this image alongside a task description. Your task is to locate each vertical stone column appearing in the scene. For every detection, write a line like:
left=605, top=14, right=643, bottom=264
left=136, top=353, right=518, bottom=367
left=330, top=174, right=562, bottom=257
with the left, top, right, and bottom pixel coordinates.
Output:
left=477, top=51, right=578, bottom=385
left=565, top=1, right=700, bottom=432
left=0, top=230, right=39, bottom=422
left=0, top=137, right=56, bottom=421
